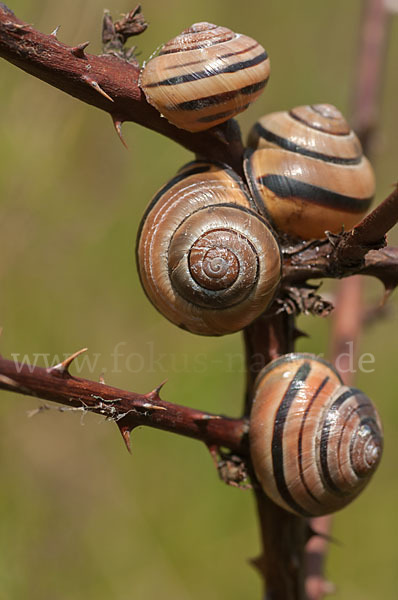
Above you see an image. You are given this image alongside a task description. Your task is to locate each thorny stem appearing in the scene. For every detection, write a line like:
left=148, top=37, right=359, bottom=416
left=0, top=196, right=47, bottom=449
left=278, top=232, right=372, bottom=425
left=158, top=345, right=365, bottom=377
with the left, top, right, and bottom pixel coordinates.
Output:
left=0, top=2, right=397, bottom=600
left=0, top=4, right=245, bottom=173
left=0, top=3, right=397, bottom=289
left=0, top=356, right=248, bottom=454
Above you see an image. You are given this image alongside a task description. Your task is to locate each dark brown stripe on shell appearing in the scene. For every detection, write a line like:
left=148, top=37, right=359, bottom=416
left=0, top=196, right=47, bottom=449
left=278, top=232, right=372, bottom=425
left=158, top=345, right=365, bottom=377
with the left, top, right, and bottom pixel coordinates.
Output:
left=297, top=375, right=330, bottom=505
left=243, top=153, right=269, bottom=217
left=216, top=164, right=257, bottom=211
left=319, top=388, right=355, bottom=496
left=252, top=122, right=361, bottom=165
left=197, top=106, right=249, bottom=123
left=271, top=361, right=313, bottom=517
left=258, top=175, right=373, bottom=213
left=143, top=51, right=269, bottom=88
left=174, top=80, right=268, bottom=111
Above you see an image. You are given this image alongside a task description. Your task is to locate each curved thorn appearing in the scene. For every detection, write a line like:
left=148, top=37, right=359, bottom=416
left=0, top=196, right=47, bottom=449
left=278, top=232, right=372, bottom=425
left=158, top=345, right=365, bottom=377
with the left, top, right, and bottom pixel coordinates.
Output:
left=382, top=286, right=394, bottom=303
left=0, top=374, right=31, bottom=394
left=50, top=25, right=60, bottom=38
left=112, top=117, right=128, bottom=148
left=71, top=41, right=90, bottom=58
left=141, top=402, right=167, bottom=411
left=150, top=379, right=168, bottom=397
left=293, top=327, right=309, bottom=340
left=197, top=413, right=222, bottom=421
left=99, top=373, right=106, bottom=384
left=248, top=555, right=264, bottom=574
left=206, top=444, right=220, bottom=468
left=82, top=76, right=114, bottom=102
left=0, top=374, right=20, bottom=388
left=49, top=347, right=88, bottom=376
left=117, top=422, right=132, bottom=453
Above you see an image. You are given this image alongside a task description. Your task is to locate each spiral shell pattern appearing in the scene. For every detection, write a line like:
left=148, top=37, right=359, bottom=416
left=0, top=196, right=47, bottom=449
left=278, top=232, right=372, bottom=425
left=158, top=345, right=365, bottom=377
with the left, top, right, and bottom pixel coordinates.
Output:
left=136, top=161, right=281, bottom=336
left=139, top=22, right=270, bottom=132
left=249, top=353, right=383, bottom=516
left=244, top=104, right=375, bottom=240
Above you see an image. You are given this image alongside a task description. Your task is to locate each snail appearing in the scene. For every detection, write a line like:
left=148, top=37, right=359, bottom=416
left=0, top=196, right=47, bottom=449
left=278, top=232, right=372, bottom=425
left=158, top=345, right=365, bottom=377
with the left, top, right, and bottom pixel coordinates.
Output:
left=139, top=22, right=270, bottom=132
left=244, top=104, right=375, bottom=240
left=249, top=353, right=383, bottom=517
left=136, top=160, right=281, bottom=336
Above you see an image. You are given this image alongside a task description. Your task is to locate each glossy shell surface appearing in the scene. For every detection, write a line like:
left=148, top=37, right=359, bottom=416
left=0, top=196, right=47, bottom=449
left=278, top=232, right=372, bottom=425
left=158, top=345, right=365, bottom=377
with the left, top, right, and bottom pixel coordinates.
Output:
left=140, top=22, right=270, bottom=132
left=136, top=161, right=281, bottom=336
left=249, top=353, right=383, bottom=516
left=245, top=104, right=375, bottom=239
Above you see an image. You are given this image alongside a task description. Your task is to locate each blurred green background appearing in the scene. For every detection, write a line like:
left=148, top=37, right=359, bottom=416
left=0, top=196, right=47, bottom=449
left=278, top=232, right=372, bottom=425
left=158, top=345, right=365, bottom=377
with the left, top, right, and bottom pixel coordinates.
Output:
left=0, top=0, right=397, bottom=598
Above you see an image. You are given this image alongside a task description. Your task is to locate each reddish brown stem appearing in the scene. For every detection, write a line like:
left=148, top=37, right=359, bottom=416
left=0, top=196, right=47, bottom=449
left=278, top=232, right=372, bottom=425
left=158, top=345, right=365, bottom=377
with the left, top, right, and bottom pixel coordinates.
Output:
left=255, top=493, right=307, bottom=600
left=0, top=356, right=248, bottom=454
left=280, top=185, right=398, bottom=296
left=243, top=313, right=310, bottom=600
left=336, top=185, right=398, bottom=263
left=282, top=242, right=398, bottom=291
left=304, top=516, right=335, bottom=600
left=243, top=311, right=295, bottom=414
left=0, top=3, right=397, bottom=600
left=0, top=4, right=244, bottom=173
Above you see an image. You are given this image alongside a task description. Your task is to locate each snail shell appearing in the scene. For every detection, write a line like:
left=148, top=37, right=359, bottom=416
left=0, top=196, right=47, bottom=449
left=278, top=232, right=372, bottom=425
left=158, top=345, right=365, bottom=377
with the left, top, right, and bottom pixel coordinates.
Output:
left=136, top=161, right=281, bottom=336
left=249, top=353, right=383, bottom=516
left=139, top=22, right=270, bottom=132
left=244, top=104, right=375, bottom=240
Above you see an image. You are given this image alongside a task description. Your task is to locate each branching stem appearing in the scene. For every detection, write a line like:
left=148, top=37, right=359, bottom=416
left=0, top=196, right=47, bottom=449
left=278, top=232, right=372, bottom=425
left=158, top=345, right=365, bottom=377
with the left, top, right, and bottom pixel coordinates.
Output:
left=0, top=2, right=397, bottom=600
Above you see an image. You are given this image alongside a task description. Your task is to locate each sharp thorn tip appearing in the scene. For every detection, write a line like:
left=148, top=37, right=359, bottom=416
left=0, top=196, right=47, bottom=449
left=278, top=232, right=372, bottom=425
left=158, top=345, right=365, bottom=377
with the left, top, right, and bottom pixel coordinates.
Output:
left=71, top=41, right=90, bottom=58
left=248, top=555, right=263, bottom=573
left=49, top=347, right=88, bottom=376
left=154, top=379, right=167, bottom=395
left=142, top=402, right=167, bottom=411
left=83, top=77, right=114, bottom=102
left=50, top=25, right=60, bottom=37
left=199, top=413, right=222, bottom=420
left=117, top=423, right=132, bottom=453
left=112, top=118, right=128, bottom=148
left=0, top=374, right=19, bottom=388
